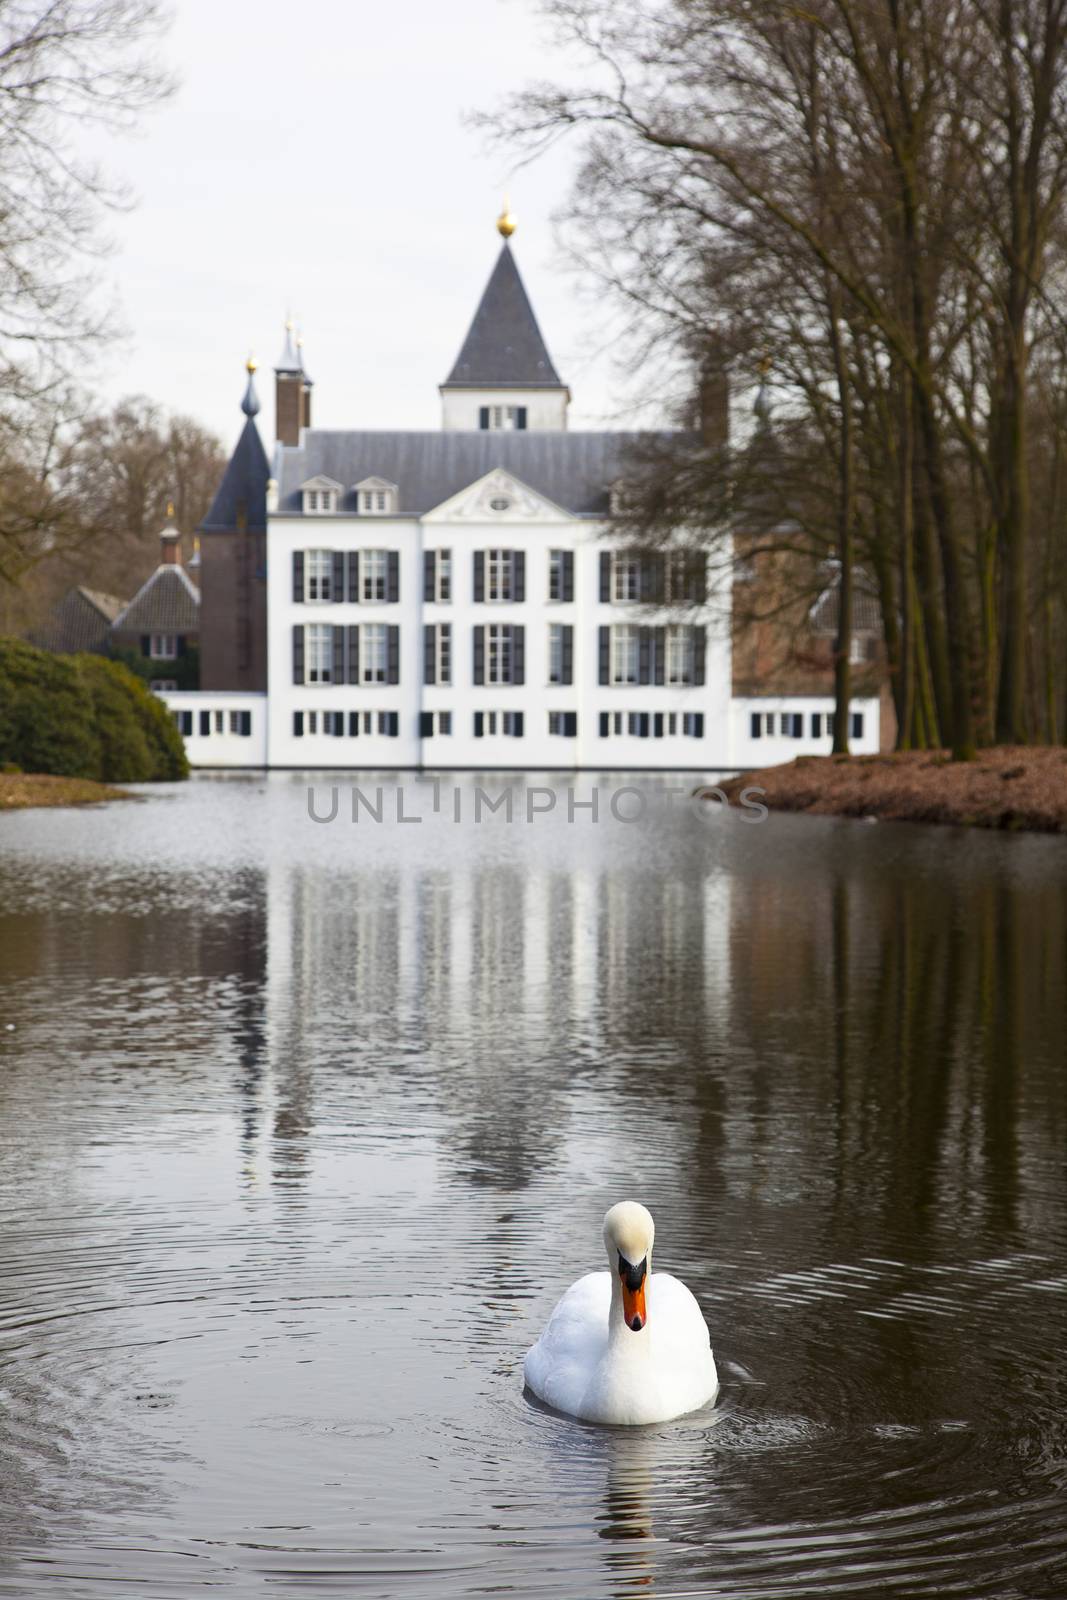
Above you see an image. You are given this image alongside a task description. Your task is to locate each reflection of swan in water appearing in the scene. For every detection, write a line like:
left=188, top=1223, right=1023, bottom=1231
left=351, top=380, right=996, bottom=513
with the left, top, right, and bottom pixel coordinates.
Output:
left=597, top=1432, right=659, bottom=1595
left=524, top=1203, right=719, bottom=1424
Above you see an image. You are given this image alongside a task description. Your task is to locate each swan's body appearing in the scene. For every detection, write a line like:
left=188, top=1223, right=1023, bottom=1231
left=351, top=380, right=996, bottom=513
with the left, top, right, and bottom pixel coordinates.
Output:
left=523, top=1202, right=719, bottom=1425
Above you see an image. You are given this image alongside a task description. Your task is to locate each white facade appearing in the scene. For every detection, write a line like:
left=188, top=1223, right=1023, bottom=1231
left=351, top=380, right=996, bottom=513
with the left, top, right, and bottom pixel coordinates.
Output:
left=164, top=690, right=267, bottom=768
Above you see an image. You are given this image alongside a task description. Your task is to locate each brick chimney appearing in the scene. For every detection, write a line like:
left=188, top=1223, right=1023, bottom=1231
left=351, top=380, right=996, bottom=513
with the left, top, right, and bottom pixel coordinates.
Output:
left=275, top=318, right=307, bottom=447
left=161, top=503, right=181, bottom=564
left=697, top=358, right=729, bottom=451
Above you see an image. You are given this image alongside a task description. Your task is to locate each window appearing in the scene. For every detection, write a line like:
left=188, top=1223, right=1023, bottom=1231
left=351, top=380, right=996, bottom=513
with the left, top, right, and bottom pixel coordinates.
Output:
left=473, top=711, right=524, bottom=737
left=782, top=712, right=804, bottom=738
left=487, top=624, right=513, bottom=685
left=426, top=622, right=452, bottom=685
left=627, top=712, right=650, bottom=738
left=548, top=623, right=565, bottom=684
left=548, top=711, right=578, bottom=737
left=305, top=549, right=331, bottom=601
left=361, top=623, right=388, bottom=684
left=421, top=710, right=453, bottom=737
left=173, top=710, right=192, bottom=737
left=362, top=550, right=387, bottom=602
left=308, top=711, right=318, bottom=735
left=682, top=713, right=705, bottom=738
left=214, top=710, right=224, bottom=734
left=428, top=549, right=451, bottom=602
left=612, top=556, right=639, bottom=602
left=611, top=625, right=639, bottom=684
left=502, top=711, right=523, bottom=736
left=487, top=549, right=513, bottom=601
left=598, top=711, right=624, bottom=737
left=150, top=679, right=178, bottom=692
left=306, top=623, right=332, bottom=684
left=851, top=711, right=864, bottom=739
left=811, top=712, right=824, bottom=738
left=479, top=405, right=527, bottom=431
left=304, top=486, right=337, bottom=514
left=666, top=625, right=695, bottom=685
left=150, top=634, right=177, bottom=659
left=750, top=711, right=780, bottom=738
left=355, top=478, right=397, bottom=514
left=548, top=549, right=571, bottom=602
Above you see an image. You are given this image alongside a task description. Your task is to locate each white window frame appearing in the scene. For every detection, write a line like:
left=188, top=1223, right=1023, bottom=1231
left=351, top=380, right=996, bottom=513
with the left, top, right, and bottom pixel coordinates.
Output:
left=361, top=623, right=388, bottom=684
left=612, top=556, right=639, bottom=602
left=150, top=633, right=177, bottom=660
left=548, top=623, right=565, bottom=684
left=306, top=623, right=333, bottom=684
left=611, top=624, right=639, bottom=685
left=150, top=678, right=178, bottom=692
left=434, top=623, right=452, bottom=685
left=304, top=488, right=336, bottom=515
left=487, top=549, right=513, bottom=601
left=305, top=549, right=331, bottom=602
left=487, top=405, right=520, bottom=431
left=434, top=549, right=452, bottom=602
left=487, top=623, right=513, bottom=685
left=666, top=625, right=695, bottom=685
left=362, top=549, right=388, bottom=602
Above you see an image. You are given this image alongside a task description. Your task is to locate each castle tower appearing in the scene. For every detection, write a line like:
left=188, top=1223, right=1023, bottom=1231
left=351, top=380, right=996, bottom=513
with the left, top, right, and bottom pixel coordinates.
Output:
left=275, top=319, right=312, bottom=445
left=439, top=204, right=570, bottom=432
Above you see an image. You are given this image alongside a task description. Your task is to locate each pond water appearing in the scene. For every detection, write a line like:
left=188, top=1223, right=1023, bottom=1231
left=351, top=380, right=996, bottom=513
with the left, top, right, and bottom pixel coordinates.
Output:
left=1, top=772, right=1066, bottom=1598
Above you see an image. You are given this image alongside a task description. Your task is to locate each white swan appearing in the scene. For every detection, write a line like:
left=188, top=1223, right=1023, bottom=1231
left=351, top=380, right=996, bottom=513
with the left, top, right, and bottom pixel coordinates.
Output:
left=523, top=1201, right=719, bottom=1425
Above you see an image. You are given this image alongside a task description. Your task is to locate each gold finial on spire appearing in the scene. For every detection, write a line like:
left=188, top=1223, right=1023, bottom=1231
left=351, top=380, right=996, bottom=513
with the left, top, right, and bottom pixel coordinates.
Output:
left=247, top=353, right=258, bottom=373
left=166, top=499, right=175, bottom=520
left=497, top=195, right=517, bottom=239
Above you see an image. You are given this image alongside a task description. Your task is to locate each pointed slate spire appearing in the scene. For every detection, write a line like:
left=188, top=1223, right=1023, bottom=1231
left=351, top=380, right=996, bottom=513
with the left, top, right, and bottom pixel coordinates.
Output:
left=242, top=355, right=261, bottom=417
left=442, top=241, right=564, bottom=389
left=276, top=316, right=300, bottom=374
left=199, top=361, right=271, bottom=533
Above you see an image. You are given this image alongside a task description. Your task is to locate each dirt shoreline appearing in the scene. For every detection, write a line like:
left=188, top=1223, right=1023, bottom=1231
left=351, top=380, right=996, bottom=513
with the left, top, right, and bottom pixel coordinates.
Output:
left=0, top=774, right=135, bottom=811
left=711, top=748, right=1067, bottom=833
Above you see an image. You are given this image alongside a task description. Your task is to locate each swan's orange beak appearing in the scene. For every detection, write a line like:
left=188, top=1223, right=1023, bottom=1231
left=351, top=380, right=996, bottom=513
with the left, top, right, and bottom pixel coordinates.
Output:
left=619, top=1254, right=648, bottom=1332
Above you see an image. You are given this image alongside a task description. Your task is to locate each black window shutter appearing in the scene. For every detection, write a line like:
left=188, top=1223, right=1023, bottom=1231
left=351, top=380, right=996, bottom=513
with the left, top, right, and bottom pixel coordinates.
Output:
left=177, top=636, right=187, bottom=657
left=561, top=624, right=573, bottom=685
left=654, top=712, right=664, bottom=738
left=240, top=711, right=251, bottom=736
left=564, top=712, right=577, bottom=737
left=420, top=711, right=433, bottom=737
left=599, top=552, right=611, bottom=602
left=347, top=625, right=359, bottom=684
left=694, top=626, right=706, bottom=685
left=424, top=624, right=435, bottom=685
left=388, top=712, right=398, bottom=737
left=473, top=551, right=484, bottom=602
left=641, top=555, right=665, bottom=604
left=691, top=554, right=707, bottom=604
left=514, top=712, right=524, bottom=737
left=599, top=711, right=609, bottom=737
left=473, top=625, right=485, bottom=685
left=598, top=625, right=610, bottom=685
left=474, top=711, right=484, bottom=738
left=332, top=624, right=345, bottom=684
left=348, top=552, right=359, bottom=602
left=293, top=712, right=304, bottom=738
left=695, top=714, right=704, bottom=738
left=348, top=711, right=359, bottom=736
left=514, top=551, right=525, bottom=601
left=441, top=623, right=451, bottom=684
left=640, top=713, right=650, bottom=738
left=141, top=634, right=150, bottom=656
left=332, top=551, right=344, bottom=600
left=424, top=549, right=435, bottom=601
left=563, top=551, right=574, bottom=601
left=639, top=627, right=652, bottom=686
left=293, top=551, right=304, bottom=602
left=387, top=551, right=400, bottom=603
left=513, top=625, right=525, bottom=685
left=479, top=406, right=490, bottom=430
left=653, top=626, right=666, bottom=686
left=387, top=625, right=400, bottom=685
left=751, top=713, right=761, bottom=739
left=516, top=406, right=527, bottom=430
left=292, top=624, right=304, bottom=685
left=200, top=709, right=210, bottom=736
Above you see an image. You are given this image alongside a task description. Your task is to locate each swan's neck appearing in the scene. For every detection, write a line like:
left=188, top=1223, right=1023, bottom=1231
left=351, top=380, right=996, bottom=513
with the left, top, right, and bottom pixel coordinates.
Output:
left=607, top=1266, right=652, bottom=1355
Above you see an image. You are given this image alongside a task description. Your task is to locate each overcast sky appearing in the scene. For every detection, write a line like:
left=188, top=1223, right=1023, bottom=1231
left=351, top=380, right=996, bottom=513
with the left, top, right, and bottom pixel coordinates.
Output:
left=89, top=0, right=636, bottom=453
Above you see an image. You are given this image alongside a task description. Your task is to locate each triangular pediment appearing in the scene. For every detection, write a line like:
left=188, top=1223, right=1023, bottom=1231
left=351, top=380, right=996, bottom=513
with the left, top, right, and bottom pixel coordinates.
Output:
left=300, top=473, right=343, bottom=492
left=423, top=468, right=573, bottom=524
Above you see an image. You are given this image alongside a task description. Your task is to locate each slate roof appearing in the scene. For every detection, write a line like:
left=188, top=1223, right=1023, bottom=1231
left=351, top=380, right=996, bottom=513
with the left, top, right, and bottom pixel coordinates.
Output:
left=111, top=565, right=200, bottom=636
left=199, top=415, right=270, bottom=533
left=36, top=586, right=125, bottom=654
left=442, top=243, right=564, bottom=390
left=274, top=429, right=688, bottom=518
left=809, top=568, right=882, bottom=635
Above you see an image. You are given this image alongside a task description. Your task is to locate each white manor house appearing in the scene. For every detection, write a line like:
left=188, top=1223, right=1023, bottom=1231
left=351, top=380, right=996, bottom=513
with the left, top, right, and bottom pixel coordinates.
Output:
left=165, top=212, right=882, bottom=770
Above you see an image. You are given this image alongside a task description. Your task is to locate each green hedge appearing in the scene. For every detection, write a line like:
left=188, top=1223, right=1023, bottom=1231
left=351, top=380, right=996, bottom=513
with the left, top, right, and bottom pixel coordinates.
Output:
left=0, top=638, right=188, bottom=781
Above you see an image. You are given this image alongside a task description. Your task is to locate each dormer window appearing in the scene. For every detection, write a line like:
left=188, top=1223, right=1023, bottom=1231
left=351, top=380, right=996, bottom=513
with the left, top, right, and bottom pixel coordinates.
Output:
left=301, top=475, right=342, bottom=515
left=479, top=405, right=527, bottom=431
left=355, top=476, right=398, bottom=515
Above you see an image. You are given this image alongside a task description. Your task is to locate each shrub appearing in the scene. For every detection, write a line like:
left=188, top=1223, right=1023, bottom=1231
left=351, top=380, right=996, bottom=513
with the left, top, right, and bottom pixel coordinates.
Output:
left=0, top=637, right=188, bottom=781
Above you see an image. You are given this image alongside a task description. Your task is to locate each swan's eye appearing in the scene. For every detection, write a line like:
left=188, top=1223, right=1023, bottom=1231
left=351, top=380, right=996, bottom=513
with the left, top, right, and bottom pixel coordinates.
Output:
left=618, top=1252, right=646, bottom=1291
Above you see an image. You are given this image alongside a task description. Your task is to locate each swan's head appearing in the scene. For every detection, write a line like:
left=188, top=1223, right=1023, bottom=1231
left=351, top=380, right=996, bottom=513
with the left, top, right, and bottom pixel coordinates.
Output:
left=604, top=1201, right=654, bottom=1333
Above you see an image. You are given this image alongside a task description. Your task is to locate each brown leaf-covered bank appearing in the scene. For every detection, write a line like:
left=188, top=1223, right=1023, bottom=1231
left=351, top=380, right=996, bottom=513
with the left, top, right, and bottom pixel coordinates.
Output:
left=711, top=750, right=1067, bottom=833
left=0, top=775, right=133, bottom=812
